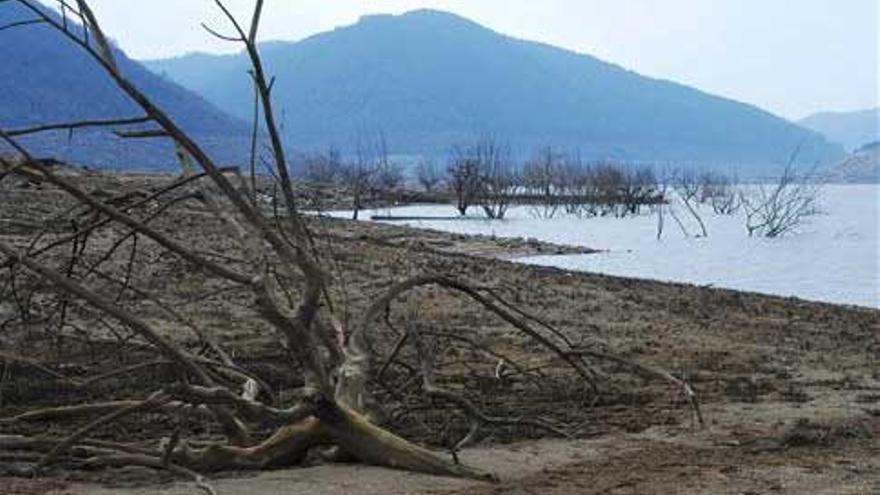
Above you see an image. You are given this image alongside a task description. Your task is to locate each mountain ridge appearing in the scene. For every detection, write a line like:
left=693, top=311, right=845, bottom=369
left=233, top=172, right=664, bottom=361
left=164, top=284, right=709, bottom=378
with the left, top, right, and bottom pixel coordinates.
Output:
left=0, top=1, right=251, bottom=169
left=143, top=9, right=843, bottom=177
left=799, top=107, right=880, bottom=152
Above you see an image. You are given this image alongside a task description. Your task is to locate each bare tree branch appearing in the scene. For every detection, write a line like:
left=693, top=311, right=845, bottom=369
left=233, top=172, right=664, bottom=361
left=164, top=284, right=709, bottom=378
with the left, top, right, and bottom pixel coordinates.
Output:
left=6, top=116, right=152, bottom=137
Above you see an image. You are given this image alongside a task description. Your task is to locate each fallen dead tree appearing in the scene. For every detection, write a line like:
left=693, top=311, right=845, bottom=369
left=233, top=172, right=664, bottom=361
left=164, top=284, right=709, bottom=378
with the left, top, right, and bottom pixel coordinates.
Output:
left=0, top=0, right=703, bottom=490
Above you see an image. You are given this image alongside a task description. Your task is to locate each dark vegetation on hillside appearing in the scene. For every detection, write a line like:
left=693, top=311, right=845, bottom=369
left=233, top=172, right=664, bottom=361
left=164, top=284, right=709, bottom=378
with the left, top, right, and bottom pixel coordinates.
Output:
left=0, top=2, right=250, bottom=169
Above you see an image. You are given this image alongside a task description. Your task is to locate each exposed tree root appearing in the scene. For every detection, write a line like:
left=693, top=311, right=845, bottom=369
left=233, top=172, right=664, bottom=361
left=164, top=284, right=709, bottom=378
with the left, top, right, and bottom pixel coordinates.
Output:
left=3, top=411, right=494, bottom=481
left=171, top=417, right=330, bottom=471
left=312, top=396, right=497, bottom=482
left=166, top=394, right=496, bottom=480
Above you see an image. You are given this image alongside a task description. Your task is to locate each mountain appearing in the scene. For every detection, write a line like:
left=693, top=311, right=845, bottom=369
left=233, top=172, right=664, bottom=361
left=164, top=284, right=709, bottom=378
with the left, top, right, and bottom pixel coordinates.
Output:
left=0, top=2, right=250, bottom=169
left=799, top=108, right=880, bottom=152
left=823, top=141, right=880, bottom=183
left=144, top=9, right=843, bottom=177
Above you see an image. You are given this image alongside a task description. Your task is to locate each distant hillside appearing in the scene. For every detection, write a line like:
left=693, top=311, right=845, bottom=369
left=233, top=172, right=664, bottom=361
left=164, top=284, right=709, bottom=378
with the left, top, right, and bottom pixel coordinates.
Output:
left=0, top=2, right=250, bottom=169
left=145, top=9, right=843, bottom=177
left=824, top=141, right=880, bottom=183
left=799, top=108, right=880, bottom=152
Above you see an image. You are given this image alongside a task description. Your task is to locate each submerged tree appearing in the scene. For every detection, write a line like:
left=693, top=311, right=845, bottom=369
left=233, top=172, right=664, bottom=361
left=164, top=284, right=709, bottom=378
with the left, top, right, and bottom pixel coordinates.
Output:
left=447, top=145, right=483, bottom=216
left=0, top=1, right=703, bottom=491
left=416, top=158, right=443, bottom=193
left=741, top=162, right=821, bottom=237
left=698, top=172, right=739, bottom=215
left=453, top=136, right=517, bottom=219
left=523, top=147, right=565, bottom=218
left=300, top=147, right=343, bottom=186
left=671, top=168, right=709, bottom=237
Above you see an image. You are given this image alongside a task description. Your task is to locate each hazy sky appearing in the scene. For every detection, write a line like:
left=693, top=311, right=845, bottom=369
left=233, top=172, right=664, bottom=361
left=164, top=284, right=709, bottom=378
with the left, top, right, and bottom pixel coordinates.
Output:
left=36, top=0, right=879, bottom=120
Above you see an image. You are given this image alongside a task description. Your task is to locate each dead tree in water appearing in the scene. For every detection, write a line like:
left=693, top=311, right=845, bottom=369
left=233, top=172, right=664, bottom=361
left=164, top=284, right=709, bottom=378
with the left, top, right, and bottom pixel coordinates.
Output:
left=618, top=167, right=660, bottom=216
left=300, top=147, right=343, bottom=186
left=447, top=145, right=483, bottom=216
left=416, top=158, right=443, bottom=193
left=340, top=155, right=374, bottom=221
left=672, top=168, right=709, bottom=237
left=523, top=147, right=563, bottom=218
left=698, top=172, right=739, bottom=215
left=476, top=139, right=517, bottom=219
left=0, top=0, right=703, bottom=488
left=741, top=162, right=821, bottom=237
left=451, top=136, right=517, bottom=219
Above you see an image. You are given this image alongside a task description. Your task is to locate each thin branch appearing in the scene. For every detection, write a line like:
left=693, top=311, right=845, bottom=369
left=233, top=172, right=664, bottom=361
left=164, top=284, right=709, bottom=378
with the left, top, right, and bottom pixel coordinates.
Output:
left=113, top=128, right=170, bottom=139
left=353, top=275, right=599, bottom=393
left=73, top=0, right=117, bottom=71
left=166, top=384, right=313, bottom=426
left=6, top=116, right=151, bottom=137
left=35, top=391, right=170, bottom=471
left=410, top=323, right=571, bottom=452
left=212, top=0, right=308, bottom=243
left=0, top=351, right=80, bottom=386
left=0, top=240, right=213, bottom=384
left=2, top=401, right=148, bottom=424
left=5, top=168, right=232, bottom=268
left=570, top=348, right=704, bottom=428
left=0, top=151, right=251, bottom=285
left=0, top=18, right=45, bottom=31
left=200, top=22, right=241, bottom=42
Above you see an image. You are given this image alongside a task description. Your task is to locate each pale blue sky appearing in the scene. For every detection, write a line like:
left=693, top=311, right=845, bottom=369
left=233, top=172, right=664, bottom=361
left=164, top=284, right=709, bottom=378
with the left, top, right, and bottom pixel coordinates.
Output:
left=37, top=0, right=879, bottom=120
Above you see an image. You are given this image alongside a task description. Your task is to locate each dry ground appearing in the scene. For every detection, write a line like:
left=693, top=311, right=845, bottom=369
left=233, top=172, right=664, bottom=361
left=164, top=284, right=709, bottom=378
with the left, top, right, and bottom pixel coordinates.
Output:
left=0, top=171, right=877, bottom=494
